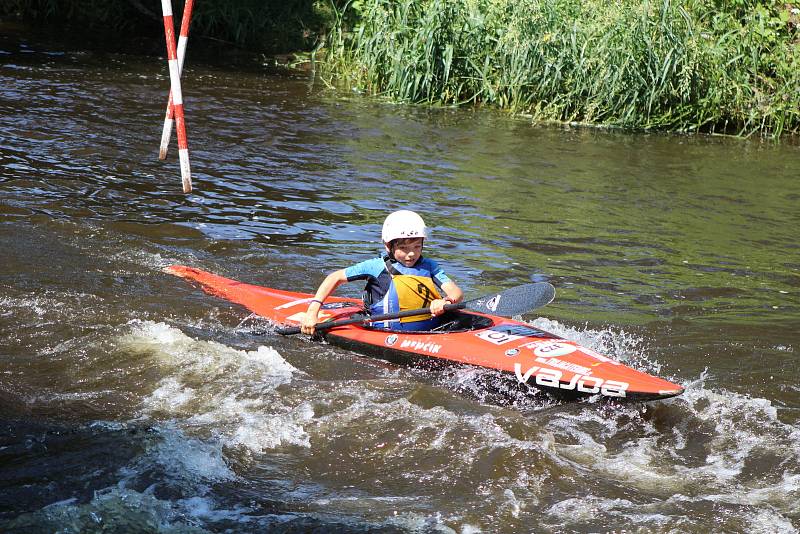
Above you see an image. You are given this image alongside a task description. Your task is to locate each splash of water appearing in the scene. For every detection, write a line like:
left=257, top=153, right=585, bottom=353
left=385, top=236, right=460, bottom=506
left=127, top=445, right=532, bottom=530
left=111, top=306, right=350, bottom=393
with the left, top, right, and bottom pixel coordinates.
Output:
left=120, top=321, right=312, bottom=453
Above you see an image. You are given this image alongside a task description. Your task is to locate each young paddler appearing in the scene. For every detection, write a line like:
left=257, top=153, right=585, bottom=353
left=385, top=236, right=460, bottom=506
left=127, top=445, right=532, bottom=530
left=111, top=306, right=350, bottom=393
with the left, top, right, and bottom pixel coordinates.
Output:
left=300, top=210, right=463, bottom=335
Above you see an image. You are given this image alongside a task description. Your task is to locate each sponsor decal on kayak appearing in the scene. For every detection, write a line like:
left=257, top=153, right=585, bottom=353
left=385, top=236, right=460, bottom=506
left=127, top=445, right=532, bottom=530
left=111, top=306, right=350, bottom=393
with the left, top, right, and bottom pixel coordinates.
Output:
left=524, top=340, right=577, bottom=358
left=535, top=357, right=592, bottom=376
left=514, top=363, right=628, bottom=397
left=520, top=338, right=620, bottom=366
left=505, top=348, right=520, bottom=357
left=385, top=334, right=398, bottom=346
left=400, top=339, right=442, bottom=354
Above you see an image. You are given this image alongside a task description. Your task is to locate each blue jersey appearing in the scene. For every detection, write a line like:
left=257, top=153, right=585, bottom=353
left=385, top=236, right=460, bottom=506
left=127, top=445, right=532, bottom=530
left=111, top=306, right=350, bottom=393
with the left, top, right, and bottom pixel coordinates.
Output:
left=345, top=256, right=452, bottom=331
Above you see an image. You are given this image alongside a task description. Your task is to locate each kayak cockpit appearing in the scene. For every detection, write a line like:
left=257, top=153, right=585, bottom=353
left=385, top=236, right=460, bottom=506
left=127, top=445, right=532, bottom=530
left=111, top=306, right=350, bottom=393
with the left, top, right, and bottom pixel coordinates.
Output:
left=357, top=310, right=495, bottom=334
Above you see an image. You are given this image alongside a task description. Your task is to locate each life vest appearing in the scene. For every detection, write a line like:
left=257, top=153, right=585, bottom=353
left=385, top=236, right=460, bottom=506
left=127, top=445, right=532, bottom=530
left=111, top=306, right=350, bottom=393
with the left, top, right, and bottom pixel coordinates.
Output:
left=367, top=258, right=443, bottom=331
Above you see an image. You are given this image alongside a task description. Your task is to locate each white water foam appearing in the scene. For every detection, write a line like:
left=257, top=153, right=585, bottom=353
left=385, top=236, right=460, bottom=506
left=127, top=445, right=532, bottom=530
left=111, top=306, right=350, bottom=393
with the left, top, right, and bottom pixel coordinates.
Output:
left=0, top=290, right=103, bottom=320
left=318, top=394, right=541, bottom=456
left=23, top=486, right=210, bottom=532
left=530, top=316, right=662, bottom=375
left=106, top=317, right=800, bottom=531
left=133, top=425, right=236, bottom=485
left=1, top=422, right=257, bottom=532
left=546, top=496, right=634, bottom=522
left=111, top=249, right=174, bottom=272
left=436, top=365, right=556, bottom=409
left=311, top=390, right=552, bottom=526
left=120, top=320, right=312, bottom=453
left=437, top=315, right=800, bottom=525
left=744, top=508, right=798, bottom=534
left=536, top=371, right=800, bottom=527
left=6, top=483, right=259, bottom=533
left=543, top=494, right=696, bottom=531
left=544, top=490, right=797, bottom=532
left=385, top=511, right=460, bottom=533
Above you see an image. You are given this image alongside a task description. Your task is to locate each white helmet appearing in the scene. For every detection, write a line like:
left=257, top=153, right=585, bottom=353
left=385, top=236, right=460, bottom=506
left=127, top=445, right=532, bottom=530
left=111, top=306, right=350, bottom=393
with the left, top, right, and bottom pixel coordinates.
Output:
left=381, top=210, right=428, bottom=243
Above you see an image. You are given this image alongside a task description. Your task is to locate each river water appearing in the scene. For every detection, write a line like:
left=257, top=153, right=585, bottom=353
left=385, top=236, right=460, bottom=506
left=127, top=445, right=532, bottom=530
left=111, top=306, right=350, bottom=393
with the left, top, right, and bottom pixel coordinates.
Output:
left=2, top=27, right=799, bottom=533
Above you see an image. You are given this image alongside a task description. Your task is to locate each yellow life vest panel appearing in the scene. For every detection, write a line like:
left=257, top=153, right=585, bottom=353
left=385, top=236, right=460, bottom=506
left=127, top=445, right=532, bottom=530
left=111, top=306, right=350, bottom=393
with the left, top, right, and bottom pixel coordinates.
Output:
left=391, top=273, right=442, bottom=323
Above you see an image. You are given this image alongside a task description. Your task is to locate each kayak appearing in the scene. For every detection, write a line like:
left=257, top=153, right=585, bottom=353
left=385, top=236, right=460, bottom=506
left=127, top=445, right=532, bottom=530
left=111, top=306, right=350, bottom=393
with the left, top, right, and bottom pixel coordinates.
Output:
left=167, top=265, right=684, bottom=402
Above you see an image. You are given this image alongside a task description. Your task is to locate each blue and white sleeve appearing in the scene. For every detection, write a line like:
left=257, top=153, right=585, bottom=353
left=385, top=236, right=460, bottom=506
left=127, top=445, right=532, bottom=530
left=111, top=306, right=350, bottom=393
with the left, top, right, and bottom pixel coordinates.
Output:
left=344, top=257, right=385, bottom=282
left=427, top=258, right=452, bottom=287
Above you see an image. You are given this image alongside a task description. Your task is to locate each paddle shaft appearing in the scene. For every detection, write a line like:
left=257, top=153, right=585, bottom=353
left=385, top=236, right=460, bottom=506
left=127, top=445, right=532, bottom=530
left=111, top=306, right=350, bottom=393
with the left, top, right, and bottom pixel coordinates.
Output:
left=276, top=302, right=466, bottom=335
left=275, top=281, right=554, bottom=336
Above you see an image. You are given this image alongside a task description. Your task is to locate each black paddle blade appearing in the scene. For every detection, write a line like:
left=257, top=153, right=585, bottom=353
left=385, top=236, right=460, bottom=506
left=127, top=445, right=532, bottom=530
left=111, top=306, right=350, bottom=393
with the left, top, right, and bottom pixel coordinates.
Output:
left=465, top=282, right=555, bottom=316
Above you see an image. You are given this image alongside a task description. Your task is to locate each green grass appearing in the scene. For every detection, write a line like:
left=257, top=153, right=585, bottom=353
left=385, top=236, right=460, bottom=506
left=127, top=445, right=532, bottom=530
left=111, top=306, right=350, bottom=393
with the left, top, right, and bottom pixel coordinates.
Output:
left=322, top=0, right=800, bottom=137
left=5, top=0, right=797, bottom=136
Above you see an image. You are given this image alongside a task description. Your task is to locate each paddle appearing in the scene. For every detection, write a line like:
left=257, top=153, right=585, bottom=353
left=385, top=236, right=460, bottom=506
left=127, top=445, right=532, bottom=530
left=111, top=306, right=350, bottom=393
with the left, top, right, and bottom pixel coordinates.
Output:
left=276, top=282, right=555, bottom=335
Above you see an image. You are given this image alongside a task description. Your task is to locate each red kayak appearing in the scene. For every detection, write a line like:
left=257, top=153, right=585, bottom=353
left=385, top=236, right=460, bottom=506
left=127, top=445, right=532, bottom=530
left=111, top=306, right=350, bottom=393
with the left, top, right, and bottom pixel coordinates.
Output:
left=167, top=265, right=684, bottom=402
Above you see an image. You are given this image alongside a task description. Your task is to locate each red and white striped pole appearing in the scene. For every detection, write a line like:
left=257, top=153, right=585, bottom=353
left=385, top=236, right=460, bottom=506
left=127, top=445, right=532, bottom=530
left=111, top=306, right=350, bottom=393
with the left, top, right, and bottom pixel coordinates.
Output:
left=160, top=0, right=192, bottom=193
left=158, top=0, right=194, bottom=162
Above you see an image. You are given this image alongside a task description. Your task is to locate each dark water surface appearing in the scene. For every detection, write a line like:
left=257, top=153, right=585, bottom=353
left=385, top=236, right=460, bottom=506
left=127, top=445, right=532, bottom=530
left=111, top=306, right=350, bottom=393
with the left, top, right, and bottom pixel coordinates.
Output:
left=2, top=27, right=800, bottom=533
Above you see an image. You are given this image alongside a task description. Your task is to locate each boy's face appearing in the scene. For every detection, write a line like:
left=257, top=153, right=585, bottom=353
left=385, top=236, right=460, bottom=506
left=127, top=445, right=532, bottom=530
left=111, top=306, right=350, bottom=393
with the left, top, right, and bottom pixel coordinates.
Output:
left=387, top=237, right=424, bottom=267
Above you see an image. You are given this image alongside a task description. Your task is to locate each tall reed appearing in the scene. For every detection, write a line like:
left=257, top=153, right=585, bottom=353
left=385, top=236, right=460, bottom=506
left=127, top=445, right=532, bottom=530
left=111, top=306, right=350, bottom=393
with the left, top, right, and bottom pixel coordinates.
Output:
left=323, top=0, right=800, bottom=137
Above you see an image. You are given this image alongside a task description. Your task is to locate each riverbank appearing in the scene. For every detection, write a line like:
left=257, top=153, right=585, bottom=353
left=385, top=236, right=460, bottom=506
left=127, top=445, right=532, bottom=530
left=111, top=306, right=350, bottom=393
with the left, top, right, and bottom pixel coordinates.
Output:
left=4, top=0, right=798, bottom=138
left=322, top=0, right=800, bottom=138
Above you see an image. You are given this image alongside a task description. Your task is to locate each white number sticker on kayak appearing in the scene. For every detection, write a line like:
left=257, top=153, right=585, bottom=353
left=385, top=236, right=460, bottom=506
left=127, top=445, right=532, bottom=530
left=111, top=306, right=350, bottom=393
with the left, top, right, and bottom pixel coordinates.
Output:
left=475, top=330, right=525, bottom=345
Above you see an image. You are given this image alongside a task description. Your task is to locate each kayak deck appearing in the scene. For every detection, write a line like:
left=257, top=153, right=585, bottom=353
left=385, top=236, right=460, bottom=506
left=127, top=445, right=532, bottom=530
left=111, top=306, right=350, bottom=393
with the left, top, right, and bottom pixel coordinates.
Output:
left=167, top=265, right=684, bottom=402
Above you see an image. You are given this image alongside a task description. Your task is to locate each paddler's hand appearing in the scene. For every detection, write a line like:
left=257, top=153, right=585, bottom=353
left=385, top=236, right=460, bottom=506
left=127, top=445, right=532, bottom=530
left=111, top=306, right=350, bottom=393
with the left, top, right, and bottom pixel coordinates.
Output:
left=430, top=298, right=450, bottom=317
left=300, top=312, right=318, bottom=335
left=301, top=301, right=322, bottom=335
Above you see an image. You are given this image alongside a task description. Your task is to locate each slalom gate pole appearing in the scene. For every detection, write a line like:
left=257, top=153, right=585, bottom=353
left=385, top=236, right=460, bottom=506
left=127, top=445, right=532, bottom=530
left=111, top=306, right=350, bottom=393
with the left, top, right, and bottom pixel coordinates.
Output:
left=160, top=0, right=192, bottom=193
left=158, top=0, right=194, bottom=161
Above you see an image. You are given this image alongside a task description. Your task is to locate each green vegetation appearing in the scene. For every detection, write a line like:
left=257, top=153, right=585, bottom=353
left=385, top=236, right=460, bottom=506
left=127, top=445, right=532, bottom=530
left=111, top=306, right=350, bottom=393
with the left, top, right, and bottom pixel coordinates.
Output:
left=322, top=0, right=800, bottom=137
left=4, top=0, right=798, bottom=137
